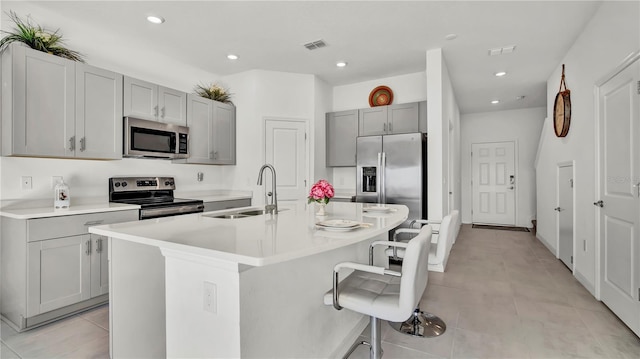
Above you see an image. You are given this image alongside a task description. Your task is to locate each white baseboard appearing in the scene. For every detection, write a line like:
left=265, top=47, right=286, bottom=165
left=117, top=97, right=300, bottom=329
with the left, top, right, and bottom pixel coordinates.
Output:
left=574, top=270, right=596, bottom=296
left=536, top=232, right=557, bottom=257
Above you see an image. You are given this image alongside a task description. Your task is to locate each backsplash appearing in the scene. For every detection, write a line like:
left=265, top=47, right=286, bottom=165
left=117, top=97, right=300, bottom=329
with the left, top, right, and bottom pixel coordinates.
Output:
left=0, top=157, right=236, bottom=201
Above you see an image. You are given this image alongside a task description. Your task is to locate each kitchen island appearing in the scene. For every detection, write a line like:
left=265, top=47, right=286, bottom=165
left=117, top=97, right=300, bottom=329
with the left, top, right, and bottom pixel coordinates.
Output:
left=89, top=201, right=408, bottom=358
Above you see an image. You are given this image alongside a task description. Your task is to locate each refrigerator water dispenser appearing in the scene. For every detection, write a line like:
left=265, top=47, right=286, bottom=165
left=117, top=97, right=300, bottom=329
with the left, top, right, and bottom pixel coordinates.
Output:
left=362, top=167, right=377, bottom=192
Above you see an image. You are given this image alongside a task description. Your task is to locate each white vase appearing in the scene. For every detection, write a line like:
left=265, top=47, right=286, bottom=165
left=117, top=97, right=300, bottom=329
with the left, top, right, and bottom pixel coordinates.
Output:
left=316, top=202, right=327, bottom=216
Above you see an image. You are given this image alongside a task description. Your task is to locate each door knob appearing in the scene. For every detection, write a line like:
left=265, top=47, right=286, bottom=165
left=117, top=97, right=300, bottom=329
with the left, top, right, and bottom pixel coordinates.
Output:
left=593, top=200, right=604, bottom=208
left=508, top=186, right=514, bottom=190
left=554, top=207, right=562, bottom=211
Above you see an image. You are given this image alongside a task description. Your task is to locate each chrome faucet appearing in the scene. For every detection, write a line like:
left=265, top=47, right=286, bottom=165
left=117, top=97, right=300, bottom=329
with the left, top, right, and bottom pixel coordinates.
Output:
left=257, top=164, right=278, bottom=214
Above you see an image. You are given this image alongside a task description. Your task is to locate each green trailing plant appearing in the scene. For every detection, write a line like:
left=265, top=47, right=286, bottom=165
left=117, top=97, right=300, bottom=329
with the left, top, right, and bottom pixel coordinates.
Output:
left=0, top=10, right=85, bottom=62
left=194, top=83, right=233, bottom=104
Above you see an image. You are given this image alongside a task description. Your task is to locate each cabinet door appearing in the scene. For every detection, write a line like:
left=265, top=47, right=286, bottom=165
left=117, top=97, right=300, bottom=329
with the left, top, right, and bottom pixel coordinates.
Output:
left=183, top=94, right=214, bottom=164
left=359, top=107, right=388, bottom=136
left=158, top=86, right=187, bottom=126
left=212, top=101, right=236, bottom=164
left=76, top=63, right=123, bottom=159
left=10, top=45, right=75, bottom=157
left=388, top=102, right=419, bottom=134
left=123, top=76, right=158, bottom=121
left=326, top=110, right=358, bottom=166
left=27, top=235, right=91, bottom=316
left=90, top=234, right=109, bottom=297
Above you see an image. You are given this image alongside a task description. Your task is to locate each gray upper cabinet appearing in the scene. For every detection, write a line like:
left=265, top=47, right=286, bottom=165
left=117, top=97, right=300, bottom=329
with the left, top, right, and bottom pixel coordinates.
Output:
left=1, top=44, right=123, bottom=159
left=76, top=63, right=123, bottom=159
left=1, top=44, right=75, bottom=157
left=358, top=101, right=426, bottom=136
left=212, top=101, right=236, bottom=164
left=123, top=76, right=187, bottom=126
left=326, top=110, right=358, bottom=167
left=176, top=94, right=236, bottom=165
left=359, top=107, right=388, bottom=136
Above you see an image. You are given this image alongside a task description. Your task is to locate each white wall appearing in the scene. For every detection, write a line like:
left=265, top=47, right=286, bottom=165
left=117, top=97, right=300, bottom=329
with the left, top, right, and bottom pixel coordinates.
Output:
left=536, top=1, right=640, bottom=293
left=0, top=3, right=325, bottom=206
left=460, top=107, right=545, bottom=227
left=426, top=49, right=461, bottom=220
left=330, top=72, right=427, bottom=195
left=313, top=78, right=333, bottom=182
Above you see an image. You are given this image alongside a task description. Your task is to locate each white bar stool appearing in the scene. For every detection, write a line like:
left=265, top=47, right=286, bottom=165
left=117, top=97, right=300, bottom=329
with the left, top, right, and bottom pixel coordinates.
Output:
left=324, top=226, right=432, bottom=359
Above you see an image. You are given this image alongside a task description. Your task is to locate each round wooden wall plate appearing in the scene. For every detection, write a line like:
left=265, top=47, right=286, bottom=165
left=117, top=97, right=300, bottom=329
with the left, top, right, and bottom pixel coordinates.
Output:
left=369, top=86, right=394, bottom=107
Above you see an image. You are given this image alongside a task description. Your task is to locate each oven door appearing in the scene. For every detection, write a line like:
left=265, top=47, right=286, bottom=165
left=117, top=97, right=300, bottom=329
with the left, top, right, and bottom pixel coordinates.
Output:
left=124, top=117, right=189, bottom=159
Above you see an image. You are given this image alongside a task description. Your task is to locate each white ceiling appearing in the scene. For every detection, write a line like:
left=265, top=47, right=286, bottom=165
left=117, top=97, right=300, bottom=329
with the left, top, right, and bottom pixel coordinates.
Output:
left=2, top=1, right=602, bottom=114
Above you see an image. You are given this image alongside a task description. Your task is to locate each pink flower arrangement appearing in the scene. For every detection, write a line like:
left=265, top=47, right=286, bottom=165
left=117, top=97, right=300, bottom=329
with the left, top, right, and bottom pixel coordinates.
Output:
left=307, top=179, right=335, bottom=204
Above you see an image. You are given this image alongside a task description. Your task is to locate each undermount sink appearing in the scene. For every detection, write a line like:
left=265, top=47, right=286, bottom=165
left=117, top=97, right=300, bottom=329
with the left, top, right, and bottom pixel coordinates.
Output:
left=204, top=208, right=288, bottom=219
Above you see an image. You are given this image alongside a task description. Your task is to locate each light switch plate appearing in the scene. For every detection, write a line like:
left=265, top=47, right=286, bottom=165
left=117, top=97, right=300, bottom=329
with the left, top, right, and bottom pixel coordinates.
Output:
left=203, top=281, right=217, bottom=314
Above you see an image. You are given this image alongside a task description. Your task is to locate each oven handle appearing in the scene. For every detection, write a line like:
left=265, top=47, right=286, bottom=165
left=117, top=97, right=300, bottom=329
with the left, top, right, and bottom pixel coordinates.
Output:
left=140, top=204, right=204, bottom=219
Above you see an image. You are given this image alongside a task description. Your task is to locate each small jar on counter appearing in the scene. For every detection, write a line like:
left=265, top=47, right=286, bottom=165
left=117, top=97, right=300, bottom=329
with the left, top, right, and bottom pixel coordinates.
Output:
left=54, top=178, right=70, bottom=209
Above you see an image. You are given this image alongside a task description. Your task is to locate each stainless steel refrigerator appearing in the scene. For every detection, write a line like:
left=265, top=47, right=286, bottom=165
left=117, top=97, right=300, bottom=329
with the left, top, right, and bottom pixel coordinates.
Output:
left=355, top=133, right=427, bottom=227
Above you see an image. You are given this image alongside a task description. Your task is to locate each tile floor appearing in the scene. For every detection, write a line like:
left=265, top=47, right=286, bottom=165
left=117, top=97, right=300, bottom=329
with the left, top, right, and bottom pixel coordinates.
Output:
left=1, top=224, right=639, bottom=358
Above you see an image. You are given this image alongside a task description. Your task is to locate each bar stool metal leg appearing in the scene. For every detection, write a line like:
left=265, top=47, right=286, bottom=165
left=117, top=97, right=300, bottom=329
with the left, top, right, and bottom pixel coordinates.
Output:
left=389, top=308, right=446, bottom=338
left=342, top=317, right=383, bottom=359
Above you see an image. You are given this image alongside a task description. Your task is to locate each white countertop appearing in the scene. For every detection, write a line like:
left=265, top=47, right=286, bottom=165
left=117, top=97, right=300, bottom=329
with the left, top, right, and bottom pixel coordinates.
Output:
left=0, top=200, right=140, bottom=219
left=90, top=202, right=408, bottom=267
left=0, top=190, right=252, bottom=219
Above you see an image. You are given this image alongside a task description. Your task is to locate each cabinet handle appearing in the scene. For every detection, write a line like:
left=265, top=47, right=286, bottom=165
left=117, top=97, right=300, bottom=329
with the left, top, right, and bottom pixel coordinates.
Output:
left=96, top=238, right=103, bottom=253
left=213, top=151, right=218, bottom=160
left=85, top=240, right=92, bottom=255
left=83, top=220, right=104, bottom=226
left=161, top=107, right=166, bottom=118
left=209, top=151, right=214, bottom=159
left=154, top=105, right=159, bottom=117
left=389, top=123, right=393, bottom=132
left=69, top=136, right=75, bottom=151
left=383, top=123, right=387, bottom=132
left=80, top=137, right=86, bottom=152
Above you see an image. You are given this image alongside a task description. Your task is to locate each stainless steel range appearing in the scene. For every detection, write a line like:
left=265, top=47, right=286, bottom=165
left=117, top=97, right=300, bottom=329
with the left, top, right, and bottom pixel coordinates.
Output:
left=109, top=177, right=204, bottom=220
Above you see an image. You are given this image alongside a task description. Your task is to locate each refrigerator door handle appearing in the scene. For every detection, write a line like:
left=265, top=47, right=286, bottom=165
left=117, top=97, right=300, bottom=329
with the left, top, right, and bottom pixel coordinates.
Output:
left=381, top=152, right=386, bottom=204
left=377, top=152, right=382, bottom=203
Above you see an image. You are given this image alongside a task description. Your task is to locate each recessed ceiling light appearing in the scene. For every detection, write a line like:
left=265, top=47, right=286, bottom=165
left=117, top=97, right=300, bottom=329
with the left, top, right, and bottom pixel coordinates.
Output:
left=491, top=100, right=500, bottom=104
left=227, top=54, right=238, bottom=60
left=336, top=61, right=347, bottom=68
left=495, top=71, right=507, bottom=77
left=444, top=34, right=457, bottom=41
left=146, top=15, right=165, bottom=24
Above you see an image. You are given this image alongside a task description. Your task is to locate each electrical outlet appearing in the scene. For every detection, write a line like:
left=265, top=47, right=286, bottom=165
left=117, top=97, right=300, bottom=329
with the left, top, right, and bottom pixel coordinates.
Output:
left=52, top=176, right=63, bottom=189
left=197, top=172, right=204, bottom=182
left=21, top=176, right=32, bottom=190
left=203, top=281, right=217, bottom=314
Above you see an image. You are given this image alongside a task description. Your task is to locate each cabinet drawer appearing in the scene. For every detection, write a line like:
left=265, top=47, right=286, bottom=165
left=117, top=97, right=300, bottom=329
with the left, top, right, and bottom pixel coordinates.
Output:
left=27, top=210, right=138, bottom=242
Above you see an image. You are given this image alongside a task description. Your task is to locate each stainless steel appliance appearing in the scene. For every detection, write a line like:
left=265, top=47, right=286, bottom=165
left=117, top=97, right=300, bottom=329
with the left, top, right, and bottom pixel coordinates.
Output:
left=356, top=133, right=427, bottom=227
left=124, top=117, right=189, bottom=159
left=109, top=176, right=204, bottom=219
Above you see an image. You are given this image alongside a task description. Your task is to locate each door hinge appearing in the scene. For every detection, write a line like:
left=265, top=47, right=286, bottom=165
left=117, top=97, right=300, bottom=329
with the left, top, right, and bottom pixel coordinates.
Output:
left=637, top=80, right=640, bottom=95
left=304, top=132, right=307, bottom=140
left=571, top=256, right=573, bottom=264
left=638, top=288, right=640, bottom=301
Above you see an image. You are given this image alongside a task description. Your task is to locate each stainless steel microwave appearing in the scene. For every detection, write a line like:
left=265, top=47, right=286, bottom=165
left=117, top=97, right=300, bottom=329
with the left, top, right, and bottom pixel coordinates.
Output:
left=123, top=117, right=189, bottom=159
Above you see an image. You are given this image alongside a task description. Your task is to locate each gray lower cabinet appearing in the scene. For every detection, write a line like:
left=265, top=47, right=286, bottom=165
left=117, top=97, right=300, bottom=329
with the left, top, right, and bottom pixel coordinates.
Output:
left=1, top=44, right=123, bottom=159
left=176, top=94, right=236, bottom=165
left=326, top=110, right=358, bottom=167
left=358, top=101, right=427, bottom=136
left=203, top=199, right=251, bottom=212
left=123, top=76, right=187, bottom=126
left=1, top=209, right=138, bottom=331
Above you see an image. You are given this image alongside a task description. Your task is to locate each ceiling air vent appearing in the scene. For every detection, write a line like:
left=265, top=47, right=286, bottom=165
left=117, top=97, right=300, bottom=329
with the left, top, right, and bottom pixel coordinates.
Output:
left=303, top=39, right=327, bottom=50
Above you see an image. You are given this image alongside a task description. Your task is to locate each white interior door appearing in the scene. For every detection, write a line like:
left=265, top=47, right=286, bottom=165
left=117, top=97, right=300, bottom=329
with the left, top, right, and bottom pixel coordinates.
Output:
left=264, top=119, right=308, bottom=201
left=557, top=163, right=574, bottom=269
left=471, top=141, right=516, bottom=225
left=598, top=56, right=640, bottom=337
